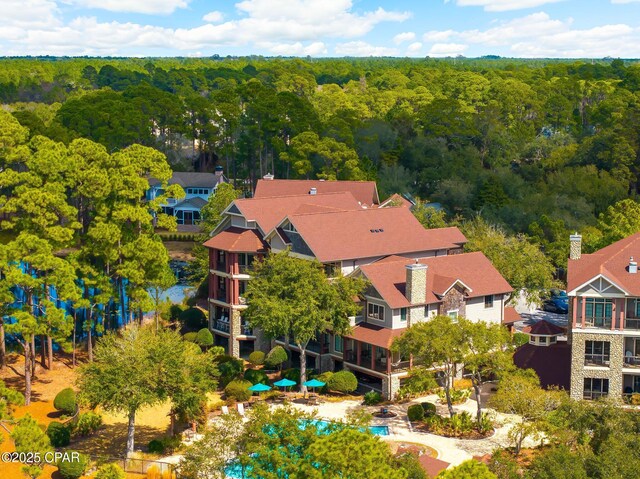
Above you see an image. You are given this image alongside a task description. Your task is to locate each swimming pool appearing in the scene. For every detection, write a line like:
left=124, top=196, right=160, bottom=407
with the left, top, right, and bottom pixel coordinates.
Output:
left=224, top=420, right=390, bottom=478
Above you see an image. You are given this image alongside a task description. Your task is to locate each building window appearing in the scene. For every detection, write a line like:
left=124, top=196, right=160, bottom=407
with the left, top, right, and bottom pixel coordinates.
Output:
left=539, top=336, right=547, bottom=344
left=323, top=262, right=341, bottom=277
left=217, top=275, right=225, bottom=290
left=400, top=308, right=407, bottom=322
left=585, top=340, right=610, bottom=366
left=484, top=295, right=494, bottom=308
left=447, top=310, right=458, bottom=319
left=583, top=377, right=609, bottom=400
left=217, top=250, right=226, bottom=267
left=368, top=303, right=384, bottom=321
left=334, top=335, right=343, bottom=353
left=584, top=298, right=613, bottom=327
left=424, top=305, right=429, bottom=318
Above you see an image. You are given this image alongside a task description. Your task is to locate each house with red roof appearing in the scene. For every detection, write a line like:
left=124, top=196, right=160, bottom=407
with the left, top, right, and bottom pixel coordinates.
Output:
left=567, top=232, right=640, bottom=401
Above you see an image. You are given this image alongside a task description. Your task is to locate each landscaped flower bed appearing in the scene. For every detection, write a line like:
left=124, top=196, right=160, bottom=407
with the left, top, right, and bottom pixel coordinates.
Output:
left=408, top=404, right=494, bottom=439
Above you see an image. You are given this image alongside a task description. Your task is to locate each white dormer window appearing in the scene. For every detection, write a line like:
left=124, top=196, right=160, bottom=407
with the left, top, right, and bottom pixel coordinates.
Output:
left=368, top=303, right=384, bottom=321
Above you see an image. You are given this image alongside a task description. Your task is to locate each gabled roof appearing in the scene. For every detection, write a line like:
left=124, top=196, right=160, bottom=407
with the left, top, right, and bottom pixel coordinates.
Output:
left=149, top=172, right=223, bottom=188
left=254, top=179, right=379, bottom=206
left=567, top=232, right=640, bottom=295
left=358, top=252, right=513, bottom=309
left=379, top=193, right=414, bottom=209
left=173, top=197, right=207, bottom=210
left=229, top=192, right=362, bottom=234
left=526, top=320, right=566, bottom=336
left=282, top=208, right=466, bottom=262
left=203, top=227, right=268, bottom=253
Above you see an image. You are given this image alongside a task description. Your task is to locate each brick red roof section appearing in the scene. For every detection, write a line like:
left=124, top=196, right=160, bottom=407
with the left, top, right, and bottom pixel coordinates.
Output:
left=418, top=456, right=450, bottom=478
left=513, top=342, right=571, bottom=390
left=379, top=193, right=414, bottom=209
left=344, top=323, right=407, bottom=349
left=359, top=252, right=513, bottom=309
left=254, top=179, right=379, bottom=206
left=567, top=232, right=640, bottom=295
left=503, top=306, right=521, bottom=325
left=203, top=227, right=268, bottom=253
left=231, top=192, right=362, bottom=234
left=286, top=208, right=467, bottom=262
left=528, top=320, right=566, bottom=336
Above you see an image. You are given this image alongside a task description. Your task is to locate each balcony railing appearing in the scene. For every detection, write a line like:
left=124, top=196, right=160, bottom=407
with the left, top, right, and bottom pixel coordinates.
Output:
left=238, top=265, right=251, bottom=274
left=344, top=350, right=356, bottom=363
left=584, top=354, right=610, bottom=367
left=214, top=321, right=229, bottom=333
left=582, top=317, right=613, bottom=329
left=625, top=318, right=640, bottom=330
left=583, top=391, right=608, bottom=400
left=624, top=355, right=640, bottom=368
left=240, top=324, right=253, bottom=336
left=391, top=360, right=411, bottom=372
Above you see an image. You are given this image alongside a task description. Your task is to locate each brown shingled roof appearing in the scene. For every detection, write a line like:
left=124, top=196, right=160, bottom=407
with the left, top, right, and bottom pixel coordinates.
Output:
left=567, top=232, right=640, bottom=295
left=230, top=192, right=362, bottom=234
left=513, top=342, right=571, bottom=390
left=359, top=252, right=513, bottom=309
left=344, top=323, right=407, bottom=349
left=254, top=179, right=379, bottom=206
left=418, top=456, right=450, bottom=478
left=285, top=208, right=467, bottom=262
left=203, top=227, right=268, bottom=253
left=528, top=320, right=566, bottom=336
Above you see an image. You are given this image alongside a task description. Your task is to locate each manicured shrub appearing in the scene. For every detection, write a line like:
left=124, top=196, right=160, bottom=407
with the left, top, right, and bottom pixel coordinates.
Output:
left=316, top=371, right=333, bottom=393
left=179, top=308, right=207, bottom=329
left=46, top=421, right=70, bottom=447
left=224, top=379, right=252, bottom=402
left=148, top=439, right=164, bottom=454
left=218, top=356, right=244, bottom=386
left=513, top=332, right=529, bottom=347
left=195, top=328, right=213, bottom=348
left=53, top=388, right=77, bottom=415
left=421, top=402, right=437, bottom=417
left=363, top=390, right=383, bottom=405
left=169, top=305, right=184, bottom=321
left=95, top=463, right=126, bottom=479
left=264, top=345, right=288, bottom=370
left=183, top=332, right=197, bottom=342
left=407, top=404, right=425, bottom=422
left=57, top=451, right=88, bottom=479
left=74, top=411, right=102, bottom=436
left=244, top=368, right=268, bottom=385
left=327, top=370, right=358, bottom=394
left=248, top=351, right=265, bottom=366
left=437, top=388, right=471, bottom=405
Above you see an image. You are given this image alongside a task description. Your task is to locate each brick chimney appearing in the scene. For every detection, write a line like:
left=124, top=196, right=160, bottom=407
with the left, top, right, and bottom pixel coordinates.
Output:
left=569, top=233, right=582, bottom=260
left=405, top=262, right=428, bottom=305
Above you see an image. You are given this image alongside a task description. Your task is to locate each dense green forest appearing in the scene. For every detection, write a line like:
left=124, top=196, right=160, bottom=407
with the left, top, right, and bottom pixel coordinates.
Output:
left=2, top=56, right=640, bottom=268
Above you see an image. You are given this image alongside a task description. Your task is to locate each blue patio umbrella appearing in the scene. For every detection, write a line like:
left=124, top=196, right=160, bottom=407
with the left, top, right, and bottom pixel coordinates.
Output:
left=273, top=378, right=297, bottom=391
left=303, top=379, right=326, bottom=394
left=248, top=383, right=272, bottom=393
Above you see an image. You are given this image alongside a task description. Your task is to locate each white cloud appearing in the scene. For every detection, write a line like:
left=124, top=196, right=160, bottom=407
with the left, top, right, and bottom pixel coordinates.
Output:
left=424, top=12, right=640, bottom=57
left=393, top=31, right=416, bottom=44
left=446, top=0, right=565, bottom=11
left=428, top=43, right=468, bottom=56
left=202, top=11, right=224, bottom=23
left=65, top=0, right=190, bottom=14
left=1, top=0, right=410, bottom=56
left=335, top=41, right=398, bottom=56
left=406, top=42, right=423, bottom=54
left=423, top=29, right=455, bottom=42
left=611, top=0, right=640, bottom=3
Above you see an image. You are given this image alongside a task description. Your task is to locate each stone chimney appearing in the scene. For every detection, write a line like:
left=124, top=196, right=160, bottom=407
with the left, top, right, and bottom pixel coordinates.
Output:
left=569, top=233, right=582, bottom=260
left=405, top=262, right=428, bottom=305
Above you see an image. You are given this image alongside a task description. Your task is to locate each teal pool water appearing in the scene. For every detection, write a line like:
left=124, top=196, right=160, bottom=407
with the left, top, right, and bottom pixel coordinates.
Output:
left=224, top=420, right=389, bottom=478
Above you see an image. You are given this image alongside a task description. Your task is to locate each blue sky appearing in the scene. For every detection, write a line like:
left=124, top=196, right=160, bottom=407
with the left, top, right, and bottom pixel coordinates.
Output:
left=2, top=0, right=640, bottom=57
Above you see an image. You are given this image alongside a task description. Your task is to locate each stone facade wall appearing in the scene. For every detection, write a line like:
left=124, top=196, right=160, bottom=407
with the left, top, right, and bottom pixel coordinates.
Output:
left=405, top=265, right=427, bottom=305
left=440, top=286, right=466, bottom=317
left=319, top=354, right=334, bottom=373
left=254, top=328, right=270, bottom=354
left=381, top=375, right=401, bottom=400
left=408, top=305, right=425, bottom=325
left=229, top=309, right=242, bottom=358
left=569, top=331, right=623, bottom=401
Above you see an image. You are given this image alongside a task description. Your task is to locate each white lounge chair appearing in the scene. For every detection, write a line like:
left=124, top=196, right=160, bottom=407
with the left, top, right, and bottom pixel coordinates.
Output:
left=221, top=405, right=230, bottom=415
left=237, top=403, right=246, bottom=416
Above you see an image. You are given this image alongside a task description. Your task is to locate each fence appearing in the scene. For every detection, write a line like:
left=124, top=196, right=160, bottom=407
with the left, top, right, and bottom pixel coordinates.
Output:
left=91, top=455, right=176, bottom=477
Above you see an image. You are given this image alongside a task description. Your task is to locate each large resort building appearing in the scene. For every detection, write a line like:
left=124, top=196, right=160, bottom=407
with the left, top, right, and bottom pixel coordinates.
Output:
left=204, top=178, right=513, bottom=399
left=568, top=232, right=640, bottom=401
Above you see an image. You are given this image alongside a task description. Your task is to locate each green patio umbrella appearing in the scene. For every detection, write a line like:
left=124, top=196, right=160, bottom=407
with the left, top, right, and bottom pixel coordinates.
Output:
left=273, top=378, right=296, bottom=391
left=248, top=383, right=272, bottom=393
left=303, top=379, right=326, bottom=394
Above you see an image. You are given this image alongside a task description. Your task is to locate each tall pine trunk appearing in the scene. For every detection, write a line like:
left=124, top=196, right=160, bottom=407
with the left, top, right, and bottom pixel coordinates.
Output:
left=30, top=336, right=36, bottom=376
left=72, top=310, right=77, bottom=368
left=47, top=335, right=53, bottom=370
left=126, top=409, right=136, bottom=456
left=40, top=334, right=47, bottom=368
left=0, top=320, right=5, bottom=369
left=298, top=342, right=308, bottom=396
left=87, top=323, right=93, bottom=362
left=24, top=340, right=31, bottom=405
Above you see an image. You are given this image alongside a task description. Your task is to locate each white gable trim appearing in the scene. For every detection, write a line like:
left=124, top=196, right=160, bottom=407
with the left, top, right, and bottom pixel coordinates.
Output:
left=441, top=279, right=473, bottom=297
left=568, top=273, right=629, bottom=296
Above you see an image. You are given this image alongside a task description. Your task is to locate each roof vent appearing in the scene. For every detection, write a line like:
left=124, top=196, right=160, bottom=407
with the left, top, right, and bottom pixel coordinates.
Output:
left=263, top=173, right=274, bottom=180
left=630, top=257, right=637, bottom=274
left=310, top=187, right=317, bottom=195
